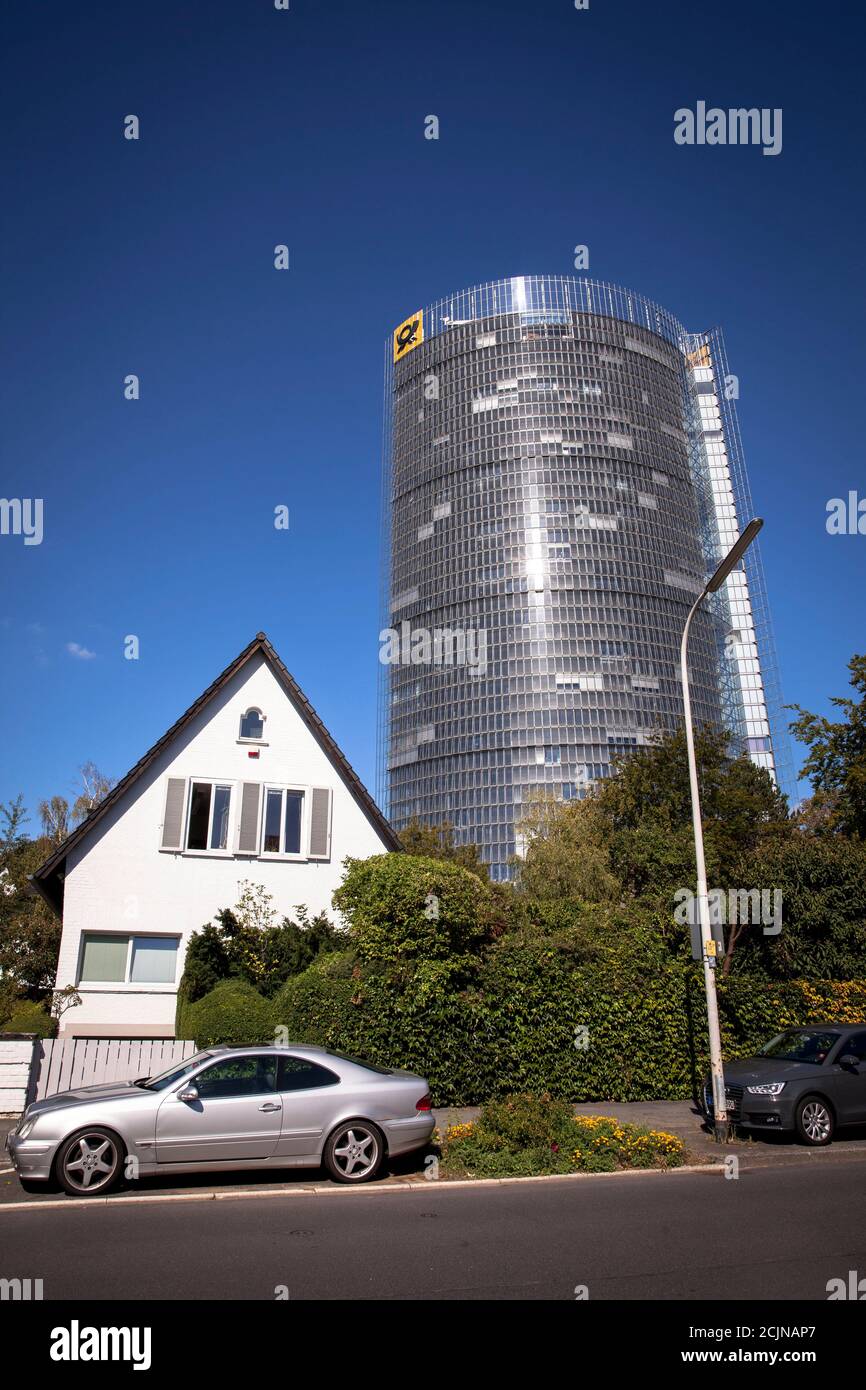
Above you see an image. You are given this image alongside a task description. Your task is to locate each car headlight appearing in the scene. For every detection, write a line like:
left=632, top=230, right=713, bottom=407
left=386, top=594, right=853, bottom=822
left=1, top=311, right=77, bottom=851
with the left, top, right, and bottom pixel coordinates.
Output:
left=746, top=1082, right=786, bottom=1096
left=16, top=1118, right=37, bottom=1139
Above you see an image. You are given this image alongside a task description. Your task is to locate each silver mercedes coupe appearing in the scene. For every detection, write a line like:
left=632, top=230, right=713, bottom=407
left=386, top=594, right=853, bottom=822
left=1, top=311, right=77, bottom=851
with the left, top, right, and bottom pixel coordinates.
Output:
left=6, top=1044, right=435, bottom=1196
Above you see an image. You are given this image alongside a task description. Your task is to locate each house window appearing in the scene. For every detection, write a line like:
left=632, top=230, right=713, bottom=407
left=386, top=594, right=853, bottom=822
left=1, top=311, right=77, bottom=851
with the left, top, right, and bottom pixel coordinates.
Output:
left=239, top=708, right=265, bottom=741
left=187, top=781, right=231, bottom=851
left=79, top=934, right=179, bottom=985
left=130, top=937, right=178, bottom=984
left=79, top=934, right=129, bottom=983
left=262, top=788, right=305, bottom=856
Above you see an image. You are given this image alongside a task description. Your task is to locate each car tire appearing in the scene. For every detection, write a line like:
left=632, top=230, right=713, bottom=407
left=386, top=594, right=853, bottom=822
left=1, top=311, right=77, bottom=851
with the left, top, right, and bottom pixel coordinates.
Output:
left=795, top=1095, right=834, bottom=1147
left=55, top=1126, right=125, bottom=1197
left=323, top=1120, right=384, bottom=1184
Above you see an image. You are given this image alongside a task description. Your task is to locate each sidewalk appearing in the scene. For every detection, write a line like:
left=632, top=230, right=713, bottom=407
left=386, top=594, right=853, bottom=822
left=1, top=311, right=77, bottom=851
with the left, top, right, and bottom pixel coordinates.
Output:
left=434, top=1099, right=866, bottom=1168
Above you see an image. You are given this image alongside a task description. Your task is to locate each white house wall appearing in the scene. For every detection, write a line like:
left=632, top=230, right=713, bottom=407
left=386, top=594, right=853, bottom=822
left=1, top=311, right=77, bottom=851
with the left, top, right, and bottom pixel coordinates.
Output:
left=54, top=653, right=391, bottom=1037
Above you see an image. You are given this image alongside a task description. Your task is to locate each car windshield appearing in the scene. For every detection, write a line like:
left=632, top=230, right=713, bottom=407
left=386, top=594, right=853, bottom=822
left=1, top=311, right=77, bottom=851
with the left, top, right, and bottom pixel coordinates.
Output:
left=758, top=1030, right=840, bottom=1064
left=136, top=1051, right=213, bottom=1091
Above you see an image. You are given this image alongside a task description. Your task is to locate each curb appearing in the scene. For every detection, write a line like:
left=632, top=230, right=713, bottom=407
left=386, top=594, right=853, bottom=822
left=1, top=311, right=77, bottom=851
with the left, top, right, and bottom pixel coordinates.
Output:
left=0, top=1161, right=720, bottom=1213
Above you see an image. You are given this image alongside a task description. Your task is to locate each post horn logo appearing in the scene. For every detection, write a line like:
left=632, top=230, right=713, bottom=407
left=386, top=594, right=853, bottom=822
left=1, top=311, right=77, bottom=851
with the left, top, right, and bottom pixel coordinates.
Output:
left=393, top=310, right=423, bottom=363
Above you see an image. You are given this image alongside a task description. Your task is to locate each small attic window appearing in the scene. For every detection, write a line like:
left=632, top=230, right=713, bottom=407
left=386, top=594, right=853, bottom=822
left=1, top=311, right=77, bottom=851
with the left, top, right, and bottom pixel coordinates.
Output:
left=239, top=708, right=265, bottom=741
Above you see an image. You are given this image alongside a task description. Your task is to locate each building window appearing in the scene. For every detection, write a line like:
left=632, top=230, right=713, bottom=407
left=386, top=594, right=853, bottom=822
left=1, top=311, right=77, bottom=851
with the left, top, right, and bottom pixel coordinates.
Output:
left=262, top=787, right=305, bottom=856
left=239, top=708, right=265, bottom=741
left=187, top=781, right=231, bottom=851
left=79, top=934, right=179, bottom=985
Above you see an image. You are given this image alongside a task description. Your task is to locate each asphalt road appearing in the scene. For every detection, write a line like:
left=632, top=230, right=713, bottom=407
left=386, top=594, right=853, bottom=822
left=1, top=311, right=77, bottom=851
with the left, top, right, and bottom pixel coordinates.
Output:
left=3, top=1155, right=866, bottom=1300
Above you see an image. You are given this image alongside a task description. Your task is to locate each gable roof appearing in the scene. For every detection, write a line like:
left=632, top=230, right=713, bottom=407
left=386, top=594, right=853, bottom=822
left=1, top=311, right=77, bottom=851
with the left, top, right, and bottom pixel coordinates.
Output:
left=31, top=632, right=400, bottom=913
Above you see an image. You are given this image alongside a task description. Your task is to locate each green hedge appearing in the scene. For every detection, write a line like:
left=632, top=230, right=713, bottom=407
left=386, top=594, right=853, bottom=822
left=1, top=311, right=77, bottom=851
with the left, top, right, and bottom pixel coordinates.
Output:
left=178, top=979, right=275, bottom=1047
left=181, top=947, right=866, bottom=1105
left=0, top=1000, right=55, bottom=1037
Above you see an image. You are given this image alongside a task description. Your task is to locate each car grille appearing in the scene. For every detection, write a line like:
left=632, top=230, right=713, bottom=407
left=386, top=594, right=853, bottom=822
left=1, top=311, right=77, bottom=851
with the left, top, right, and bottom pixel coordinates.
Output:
left=705, top=1083, right=743, bottom=1120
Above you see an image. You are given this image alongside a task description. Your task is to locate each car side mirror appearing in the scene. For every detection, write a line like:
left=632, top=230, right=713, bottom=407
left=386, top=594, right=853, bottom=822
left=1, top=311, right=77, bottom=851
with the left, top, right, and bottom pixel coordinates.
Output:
left=178, top=1086, right=199, bottom=1103
left=838, top=1054, right=860, bottom=1071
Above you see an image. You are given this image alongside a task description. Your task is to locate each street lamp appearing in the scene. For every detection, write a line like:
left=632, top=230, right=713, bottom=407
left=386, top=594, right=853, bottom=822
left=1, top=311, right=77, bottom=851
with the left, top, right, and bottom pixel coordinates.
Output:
left=680, top=517, right=764, bottom=1141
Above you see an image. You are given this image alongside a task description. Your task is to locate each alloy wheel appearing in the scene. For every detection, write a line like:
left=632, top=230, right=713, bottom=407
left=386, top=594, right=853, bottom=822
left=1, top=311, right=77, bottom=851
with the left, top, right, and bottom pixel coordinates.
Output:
left=801, top=1101, right=831, bottom=1143
left=331, top=1125, right=380, bottom=1180
left=62, top=1132, right=119, bottom=1193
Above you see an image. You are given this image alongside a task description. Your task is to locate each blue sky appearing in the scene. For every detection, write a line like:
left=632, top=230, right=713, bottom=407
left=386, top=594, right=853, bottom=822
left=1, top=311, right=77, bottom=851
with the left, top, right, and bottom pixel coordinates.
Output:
left=1, top=0, right=864, bottom=828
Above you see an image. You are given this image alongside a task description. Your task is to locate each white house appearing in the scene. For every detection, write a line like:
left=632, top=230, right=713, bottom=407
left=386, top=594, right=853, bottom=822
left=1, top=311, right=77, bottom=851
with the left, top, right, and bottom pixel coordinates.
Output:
left=32, top=633, right=400, bottom=1038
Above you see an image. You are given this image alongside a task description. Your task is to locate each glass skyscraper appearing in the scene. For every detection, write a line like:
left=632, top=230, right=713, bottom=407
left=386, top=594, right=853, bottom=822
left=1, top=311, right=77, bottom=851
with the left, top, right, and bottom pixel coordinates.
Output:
left=379, top=276, right=789, bottom=879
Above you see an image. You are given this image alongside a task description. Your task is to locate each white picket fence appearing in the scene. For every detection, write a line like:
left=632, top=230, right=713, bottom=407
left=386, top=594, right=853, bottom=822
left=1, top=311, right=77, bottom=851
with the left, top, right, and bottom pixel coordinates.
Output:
left=6, top=1038, right=198, bottom=1112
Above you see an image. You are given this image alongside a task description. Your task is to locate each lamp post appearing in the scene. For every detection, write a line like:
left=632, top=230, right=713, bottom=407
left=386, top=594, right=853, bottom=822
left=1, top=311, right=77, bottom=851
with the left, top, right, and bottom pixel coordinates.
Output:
left=680, top=517, right=764, bottom=1142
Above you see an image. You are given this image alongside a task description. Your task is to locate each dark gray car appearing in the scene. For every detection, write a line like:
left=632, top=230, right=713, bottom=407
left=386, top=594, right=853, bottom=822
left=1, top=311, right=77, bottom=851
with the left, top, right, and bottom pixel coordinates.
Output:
left=704, top=1024, right=866, bottom=1145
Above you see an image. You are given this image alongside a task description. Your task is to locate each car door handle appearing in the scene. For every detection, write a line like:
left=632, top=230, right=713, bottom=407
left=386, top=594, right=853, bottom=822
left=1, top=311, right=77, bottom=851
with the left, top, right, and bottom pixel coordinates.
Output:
left=258, top=1102, right=281, bottom=1112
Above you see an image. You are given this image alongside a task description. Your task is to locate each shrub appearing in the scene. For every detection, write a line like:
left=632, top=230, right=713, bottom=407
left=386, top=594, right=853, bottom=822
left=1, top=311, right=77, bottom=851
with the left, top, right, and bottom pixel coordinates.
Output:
left=177, top=883, right=344, bottom=1006
left=177, top=923, right=230, bottom=1005
left=179, top=980, right=274, bottom=1047
left=474, top=1092, right=576, bottom=1149
left=332, top=853, right=504, bottom=966
left=439, top=1096, right=686, bottom=1177
left=0, top=999, right=55, bottom=1037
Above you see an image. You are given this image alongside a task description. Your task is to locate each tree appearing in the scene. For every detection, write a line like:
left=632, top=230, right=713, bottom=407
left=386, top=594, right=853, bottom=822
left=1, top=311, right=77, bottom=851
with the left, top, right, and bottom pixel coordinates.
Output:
left=0, top=838, right=63, bottom=997
left=509, top=726, right=793, bottom=973
left=594, top=725, right=790, bottom=896
left=38, top=796, right=69, bottom=845
left=515, top=793, right=619, bottom=903
left=71, top=762, right=115, bottom=826
left=731, top=835, right=866, bottom=980
left=0, top=794, right=29, bottom=850
left=789, top=654, right=866, bottom=840
left=398, top=818, right=488, bottom=878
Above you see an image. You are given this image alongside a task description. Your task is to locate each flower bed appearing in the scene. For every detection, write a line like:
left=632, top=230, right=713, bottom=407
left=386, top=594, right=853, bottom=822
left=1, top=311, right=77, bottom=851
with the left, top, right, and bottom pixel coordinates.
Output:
left=438, top=1094, right=686, bottom=1178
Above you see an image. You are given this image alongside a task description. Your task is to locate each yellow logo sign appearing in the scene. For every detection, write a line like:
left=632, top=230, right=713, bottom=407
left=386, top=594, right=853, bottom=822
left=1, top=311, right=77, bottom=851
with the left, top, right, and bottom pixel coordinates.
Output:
left=393, top=310, right=423, bottom=363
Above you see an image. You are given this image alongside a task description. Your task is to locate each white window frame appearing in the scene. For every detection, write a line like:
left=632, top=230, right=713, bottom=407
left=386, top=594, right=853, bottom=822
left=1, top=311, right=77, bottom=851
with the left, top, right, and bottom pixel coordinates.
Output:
left=259, top=784, right=309, bottom=860
left=184, top=778, right=235, bottom=856
left=76, top=932, right=181, bottom=992
left=237, top=707, right=268, bottom=745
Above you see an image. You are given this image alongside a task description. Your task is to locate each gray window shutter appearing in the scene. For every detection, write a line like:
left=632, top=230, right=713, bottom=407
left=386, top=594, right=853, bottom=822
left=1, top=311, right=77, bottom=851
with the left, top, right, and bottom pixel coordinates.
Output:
left=308, top=787, right=332, bottom=860
left=237, top=782, right=262, bottom=854
left=160, top=778, right=187, bottom=851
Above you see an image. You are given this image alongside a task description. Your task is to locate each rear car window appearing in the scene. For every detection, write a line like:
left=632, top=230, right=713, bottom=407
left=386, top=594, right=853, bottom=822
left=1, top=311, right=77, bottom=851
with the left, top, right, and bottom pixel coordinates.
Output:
left=324, top=1050, right=392, bottom=1075
left=278, top=1056, right=340, bottom=1092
